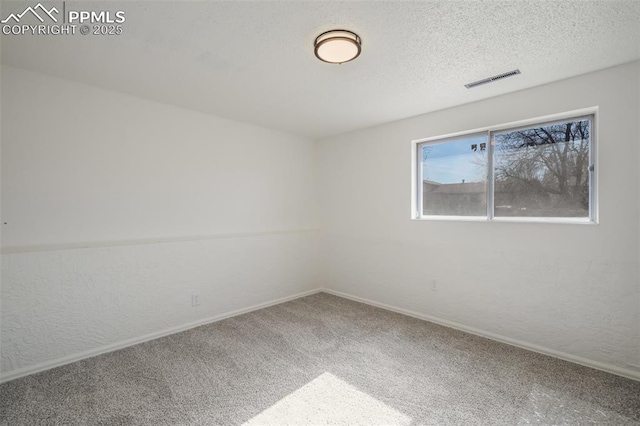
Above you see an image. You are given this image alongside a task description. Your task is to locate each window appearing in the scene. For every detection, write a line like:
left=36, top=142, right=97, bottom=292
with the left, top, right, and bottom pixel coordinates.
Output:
left=419, top=133, right=488, bottom=217
left=415, top=113, right=596, bottom=222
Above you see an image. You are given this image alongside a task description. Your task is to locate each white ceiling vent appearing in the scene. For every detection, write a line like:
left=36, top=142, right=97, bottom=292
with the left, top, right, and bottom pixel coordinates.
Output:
left=464, top=69, right=521, bottom=89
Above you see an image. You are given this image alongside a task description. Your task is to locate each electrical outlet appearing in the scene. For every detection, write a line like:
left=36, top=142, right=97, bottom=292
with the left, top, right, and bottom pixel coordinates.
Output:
left=431, top=279, right=439, bottom=291
left=191, top=293, right=200, bottom=306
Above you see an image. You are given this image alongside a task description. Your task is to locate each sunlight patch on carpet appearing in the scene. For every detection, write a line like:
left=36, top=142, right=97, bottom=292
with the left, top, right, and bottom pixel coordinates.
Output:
left=243, top=372, right=412, bottom=425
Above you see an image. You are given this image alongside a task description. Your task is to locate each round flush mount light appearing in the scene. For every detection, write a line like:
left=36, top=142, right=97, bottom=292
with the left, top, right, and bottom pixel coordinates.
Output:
left=314, top=30, right=362, bottom=64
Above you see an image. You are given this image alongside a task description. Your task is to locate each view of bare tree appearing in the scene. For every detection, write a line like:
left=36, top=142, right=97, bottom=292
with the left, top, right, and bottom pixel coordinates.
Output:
left=493, top=120, right=590, bottom=217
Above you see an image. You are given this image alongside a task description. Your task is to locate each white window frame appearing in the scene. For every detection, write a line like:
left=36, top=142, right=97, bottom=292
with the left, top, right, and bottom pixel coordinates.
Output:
left=411, top=108, right=598, bottom=224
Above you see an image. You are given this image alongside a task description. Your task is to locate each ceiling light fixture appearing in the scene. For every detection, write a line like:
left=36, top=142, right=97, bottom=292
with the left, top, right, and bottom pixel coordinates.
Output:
left=314, top=30, right=362, bottom=64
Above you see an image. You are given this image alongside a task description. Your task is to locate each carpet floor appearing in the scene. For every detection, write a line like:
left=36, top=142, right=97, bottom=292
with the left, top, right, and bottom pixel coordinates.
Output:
left=1, top=292, right=639, bottom=425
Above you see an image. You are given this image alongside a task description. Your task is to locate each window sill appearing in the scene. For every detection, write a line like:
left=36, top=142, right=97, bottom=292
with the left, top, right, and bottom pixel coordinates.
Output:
left=414, top=215, right=488, bottom=222
left=413, top=216, right=597, bottom=225
left=491, top=217, right=596, bottom=225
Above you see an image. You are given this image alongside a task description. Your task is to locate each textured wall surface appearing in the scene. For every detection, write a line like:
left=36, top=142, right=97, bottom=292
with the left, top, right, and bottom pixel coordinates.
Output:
left=1, top=232, right=317, bottom=375
left=0, top=67, right=319, bottom=378
left=637, top=59, right=640, bottom=371
left=317, top=61, right=640, bottom=373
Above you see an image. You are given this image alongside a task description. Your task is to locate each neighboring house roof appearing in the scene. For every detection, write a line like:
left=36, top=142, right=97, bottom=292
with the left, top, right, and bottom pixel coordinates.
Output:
left=424, top=181, right=485, bottom=194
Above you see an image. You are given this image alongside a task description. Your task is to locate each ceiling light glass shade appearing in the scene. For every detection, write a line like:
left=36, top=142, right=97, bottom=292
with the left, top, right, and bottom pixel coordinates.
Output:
left=314, top=30, right=362, bottom=64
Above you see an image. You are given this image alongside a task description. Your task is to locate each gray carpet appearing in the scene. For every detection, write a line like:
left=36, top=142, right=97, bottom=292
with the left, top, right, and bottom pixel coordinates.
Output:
left=1, top=292, right=639, bottom=425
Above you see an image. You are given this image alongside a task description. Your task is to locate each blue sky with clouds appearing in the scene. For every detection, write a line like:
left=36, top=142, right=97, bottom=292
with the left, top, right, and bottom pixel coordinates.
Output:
left=422, top=135, right=487, bottom=183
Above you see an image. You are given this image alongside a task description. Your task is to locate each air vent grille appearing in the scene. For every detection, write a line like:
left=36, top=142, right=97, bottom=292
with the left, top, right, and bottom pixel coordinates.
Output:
left=465, top=69, right=521, bottom=89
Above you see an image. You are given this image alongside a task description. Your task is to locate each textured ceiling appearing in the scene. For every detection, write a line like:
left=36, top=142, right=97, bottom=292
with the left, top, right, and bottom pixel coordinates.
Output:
left=2, top=1, right=639, bottom=139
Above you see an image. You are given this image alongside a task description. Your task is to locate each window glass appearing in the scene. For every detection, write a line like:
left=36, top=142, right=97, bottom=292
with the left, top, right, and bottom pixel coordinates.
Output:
left=416, top=114, right=594, bottom=222
left=422, top=135, right=488, bottom=216
left=493, top=119, right=590, bottom=218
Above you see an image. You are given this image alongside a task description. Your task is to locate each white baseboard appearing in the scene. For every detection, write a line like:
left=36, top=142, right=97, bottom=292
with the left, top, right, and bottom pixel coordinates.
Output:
left=3, top=287, right=638, bottom=384
left=320, top=288, right=640, bottom=382
left=0, top=288, right=321, bottom=384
